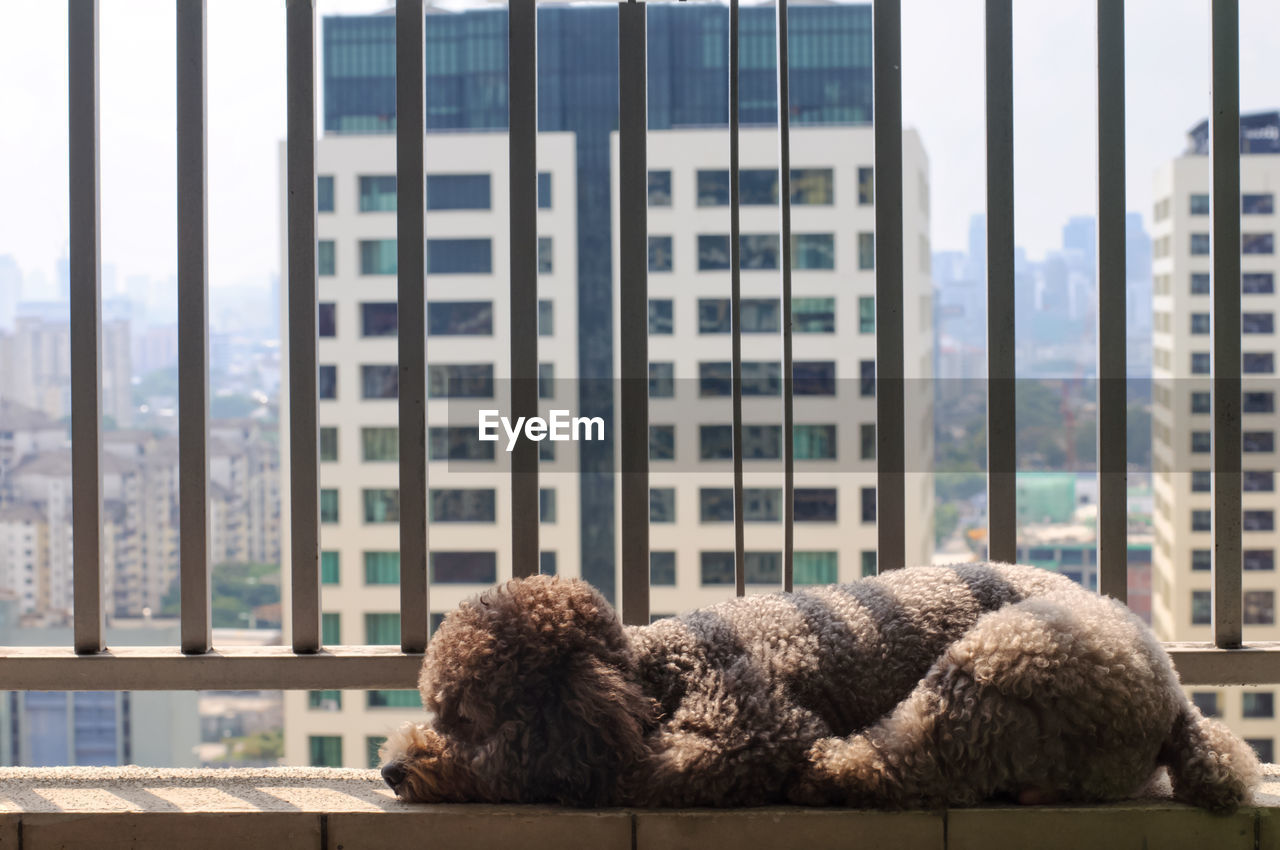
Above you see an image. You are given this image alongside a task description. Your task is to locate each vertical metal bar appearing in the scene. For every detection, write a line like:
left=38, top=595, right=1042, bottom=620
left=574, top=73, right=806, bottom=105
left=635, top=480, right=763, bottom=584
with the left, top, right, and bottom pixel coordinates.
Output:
left=619, top=0, right=650, bottom=626
left=1211, top=0, right=1242, bottom=648
left=509, top=0, right=539, bottom=580
left=69, top=0, right=104, bottom=655
left=776, top=0, right=794, bottom=592
left=1095, top=0, right=1127, bottom=603
left=177, top=0, right=211, bottom=653
left=985, top=0, right=1016, bottom=564
left=873, top=0, right=905, bottom=572
left=287, top=0, right=320, bottom=653
left=398, top=0, right=429, bottom=652
left=729, top=0, right=745, bottom=598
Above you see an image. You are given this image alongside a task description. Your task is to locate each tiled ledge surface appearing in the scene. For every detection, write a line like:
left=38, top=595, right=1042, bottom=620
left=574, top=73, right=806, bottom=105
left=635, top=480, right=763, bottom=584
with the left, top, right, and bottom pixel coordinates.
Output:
left=0, top=765, right=1277, bottom=849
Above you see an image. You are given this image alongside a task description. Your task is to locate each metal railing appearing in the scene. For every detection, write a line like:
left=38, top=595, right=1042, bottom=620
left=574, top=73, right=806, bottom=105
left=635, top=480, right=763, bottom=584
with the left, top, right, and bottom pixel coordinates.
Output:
left=7, top=0, right=1277, bottom=693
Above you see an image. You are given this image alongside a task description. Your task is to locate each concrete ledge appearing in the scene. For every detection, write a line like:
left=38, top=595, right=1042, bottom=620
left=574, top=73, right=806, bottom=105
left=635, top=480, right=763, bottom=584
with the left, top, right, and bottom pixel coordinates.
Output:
left=0, top=765, right=1278, bottom=849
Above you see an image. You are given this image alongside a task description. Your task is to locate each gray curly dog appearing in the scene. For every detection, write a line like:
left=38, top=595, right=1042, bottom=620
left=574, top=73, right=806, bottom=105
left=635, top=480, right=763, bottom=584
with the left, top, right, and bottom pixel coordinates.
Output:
left=379, top=562, right=1260, bottom=811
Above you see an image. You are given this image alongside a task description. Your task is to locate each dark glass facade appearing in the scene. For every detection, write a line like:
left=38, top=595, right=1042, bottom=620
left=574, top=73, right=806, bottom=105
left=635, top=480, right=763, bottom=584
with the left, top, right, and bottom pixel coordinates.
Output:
left=323, top=4, right=872, bottom=602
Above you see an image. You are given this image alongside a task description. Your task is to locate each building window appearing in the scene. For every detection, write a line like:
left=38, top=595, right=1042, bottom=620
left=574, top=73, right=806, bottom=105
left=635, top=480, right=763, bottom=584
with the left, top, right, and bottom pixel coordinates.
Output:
left=342, top=305, right=386, bottom=341
left=537, top=171, right=551, bottom=208
left=1243, top=233, right=1275, bottom=255
left=745, top=552, right=781, bottom=584
left=792, top=488, right=836, bottom=522
left=859, top=296, right=875, bottom=333
left=649, top=362, right=675, bottom=398
left=318, top=303, right=336, bottom=338
left=650, top=425, right=675, bottom=461
left=795, top=361, right=836, bottom=396
left=1190, top=272, right=1210, bottom=294
left=540, top=551, right=557, bottom=576
left=430, top=552, right=497, bottom=584
left=308, top=690, right=340, bottom=711
left=1243, top=193, right=1275, bottom=215
left=309, top=736, right=342, bottom=768
left=360, top=239, right=397, bottom=275
left=367, top=736, right=388, bottom=769
left=794, top=551, right=837, bottom=585
left=1244, top=470, right=1274, bottom=492
left=697, top=235, right=731, bottom=271
left=538, top=300, right=554, bottom=336
left=650, top=488, right=675, bottom=523
left=1246, top=550, right=1275, bottom=571
left=1245, top=510, right=1275, bottom=531
left=1190, top=313, right=1210, bottom=334
left=1190, top=233, right=1210, bottom=255
left=1191, top=549, right=1211, bottom=571
left=861, top=550, right=877, bottom=577
left=365, top=613, right=400, bottom=645
left=1244, top=272, right=1275, bottom=294
left=1245, top=352, right=1275, bottom=374
left=649, top=299, right=673, bottom=334
left=428, top=364, right=494, bottom=398
left=650, top=551, right=676, bottom=586
left=648, top=169, right=671, bottom=206
left=1244, top=692, right=1275, bottom=718
left=426, top=173, right=491, bottom=210
left=539, top=362, right=555, bottom=400
left=700, top=552, right=735, bottom=585
left=540, top=488, right=556, bottom=523
left=364, top=552, right=400, bottom=585
left=1245, top=431, right=1275, bottom=453
left=794, top=424, right=837, bottom=460
left=538, top=236, right=553, bottom=274
left=1191, top=470, right=1211, bottom=491
left=1246, top=392, right=1276, bottom=414
left=793, top=297, right=834, bottom=333
left=1191, top=510, right=1211, bottom=532
left=359, top=175, right=397, bottom=212
left=860, top=423, right=876, bottom=460
left=321, top=551, right=340, bottom=585
left=363, top=488, right=399, bottom=523
left=322, top=612, right=340, bottom=644
left=320, top=489, right=338, bottom=524
left=858, top=166, right=874, bottom=205
left=648, top=235, right=673, bottom=272
left=1191, top=590, right=1212, bottom=625
left=1189, top=193, right=1210, bottom=215
left=1191, top=432, right=1211, bottom=454
left=427, top=301, right=492, bottom=336
left=698, top=298, right=780, bottom=333
left=428, top=238, right=492, bottom=274
left=1191, top=391, right=1211, bottom=414
left=1191, top=691, right=1220, bottom=717
left=860, top=359, right=876, bottom=397
left=697, top=170, right=731, bottom=206
left=857, top=232, right=875, bottom=270
left=739, top=169, right=779, bottom=204
left=1244, top=312, right=1274, bottom=334
left=699, top=488, right=782, bottom=522
left=319, top=427, right=338, bottom=462
left=318, top=240, right=335, bottom=276
left=430, top=489, right=496, bottom=522
left=1191, top=353, right=1210, bottom=374
left=1245, top=590, right=1275, bottom=625
left=741, top=234, right=780, bottom=270
left=317, top=175, right=334, bottom=212
left=791, top=168, right=834, bottom=205
left=361, top=365, right=398, bottom=399
left=860, top=487, right=875, bottom=524
left=794, top=233, right=835, bottom=270
left=1248, top=739, right=1275, bottom=763
left=428, top=426, right=493, bottom=461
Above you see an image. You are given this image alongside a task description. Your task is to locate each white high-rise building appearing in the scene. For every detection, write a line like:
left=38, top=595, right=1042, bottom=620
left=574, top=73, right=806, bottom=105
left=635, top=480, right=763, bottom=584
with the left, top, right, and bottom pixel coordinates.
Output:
left=1150, top=111, right=1280, bottom=763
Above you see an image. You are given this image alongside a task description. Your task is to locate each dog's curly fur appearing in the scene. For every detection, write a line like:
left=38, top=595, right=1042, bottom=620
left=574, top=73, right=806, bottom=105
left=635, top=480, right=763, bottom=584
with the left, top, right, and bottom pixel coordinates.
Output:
left=379, top=563, right=1260, bottom=811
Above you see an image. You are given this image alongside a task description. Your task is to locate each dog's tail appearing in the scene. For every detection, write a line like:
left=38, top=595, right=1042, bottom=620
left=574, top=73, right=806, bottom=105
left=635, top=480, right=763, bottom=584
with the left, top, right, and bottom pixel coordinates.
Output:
left=1160, top=700, right=1261, bottom=812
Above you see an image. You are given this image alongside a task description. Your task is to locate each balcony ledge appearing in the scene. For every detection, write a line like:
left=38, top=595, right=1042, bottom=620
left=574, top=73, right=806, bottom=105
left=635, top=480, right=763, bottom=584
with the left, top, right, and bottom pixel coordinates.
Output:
left=0, top=764, right=1278, bottom=849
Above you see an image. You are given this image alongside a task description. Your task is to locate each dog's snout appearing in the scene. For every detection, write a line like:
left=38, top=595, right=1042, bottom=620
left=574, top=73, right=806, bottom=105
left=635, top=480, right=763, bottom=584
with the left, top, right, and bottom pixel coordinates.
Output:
left=381, top=762, right=407, bottom=790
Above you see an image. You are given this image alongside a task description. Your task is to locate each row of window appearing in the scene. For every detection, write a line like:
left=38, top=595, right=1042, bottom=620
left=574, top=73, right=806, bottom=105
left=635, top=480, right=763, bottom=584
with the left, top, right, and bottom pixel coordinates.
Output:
left=1183, top=465, right=1274, bottom=494
left=317, top=172, right=553, bottom=215
left=646, top=296, right=870, bottom=335
left=1188, top=508, right=1276, bottom=532
left=1188, top=311, right=1275, bottom=334
left=318, top=299, right=556, bottom=339
left=1159, top=271, right=1276, bottom=295
left=646, top=167, right=865, bottom=208
left=308, top=733, right=397, bottom=769
left=1187, top=192, right=1276, bottom=216
left=1189, top=548, right=1276, bottom=571
left=319, top=488, right=496, bottom=524
left=649, top=423, right=873, bottom=462
left=1188, top=351, right=1275, bottom=374
left=1191, top=589, right=1275, bottom=625
left=647, top=233, right=864, bottom=272
left=1188, top=232, right=1275, bottom=255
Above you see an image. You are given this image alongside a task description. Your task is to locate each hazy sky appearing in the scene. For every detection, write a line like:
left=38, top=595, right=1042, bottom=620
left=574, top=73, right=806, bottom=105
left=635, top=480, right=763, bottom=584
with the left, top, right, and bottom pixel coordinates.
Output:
left=2, top=0, right=1279, bottom=294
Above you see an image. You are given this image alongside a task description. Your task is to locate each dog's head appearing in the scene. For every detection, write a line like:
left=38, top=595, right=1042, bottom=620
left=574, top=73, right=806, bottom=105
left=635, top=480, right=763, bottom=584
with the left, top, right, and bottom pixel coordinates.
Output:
left=379, top=575, right=656, bottom=804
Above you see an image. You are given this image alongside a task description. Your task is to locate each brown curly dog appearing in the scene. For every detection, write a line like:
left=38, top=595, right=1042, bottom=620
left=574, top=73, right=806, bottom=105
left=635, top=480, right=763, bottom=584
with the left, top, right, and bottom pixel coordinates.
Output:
left=379, top=562, right=1260, bottom=810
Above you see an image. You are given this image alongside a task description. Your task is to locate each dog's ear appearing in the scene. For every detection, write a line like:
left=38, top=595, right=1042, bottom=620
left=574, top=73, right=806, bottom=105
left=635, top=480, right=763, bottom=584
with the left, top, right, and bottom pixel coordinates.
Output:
left=420, top=575, right=654, bottom=804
